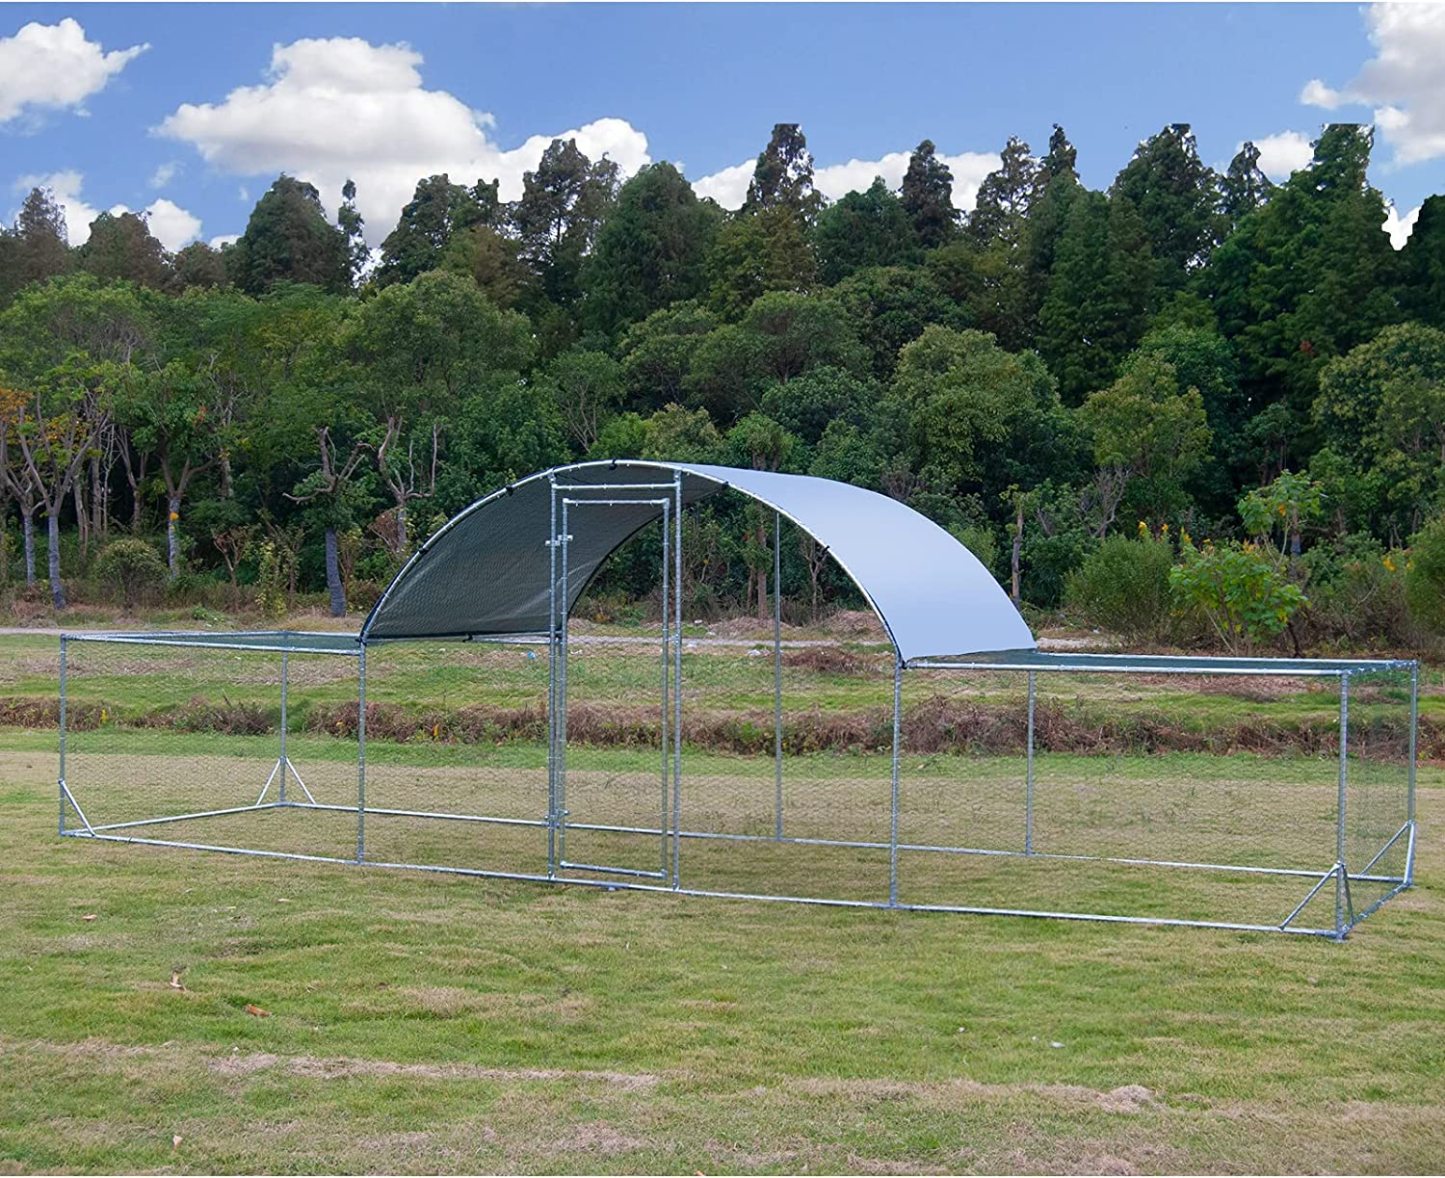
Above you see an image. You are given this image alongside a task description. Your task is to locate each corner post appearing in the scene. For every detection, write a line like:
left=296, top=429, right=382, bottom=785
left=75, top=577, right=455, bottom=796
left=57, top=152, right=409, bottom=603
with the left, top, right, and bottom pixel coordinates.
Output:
left=773, top=509, right=783, bottom=841
left=356, top=644, right=367, bottom=863
left=1406, top=661, right=1418, bottom=887
left=660, top=500, right=671, bottom=880
left=888, top=659, right=903, bottom=907
left=1335, top=670, right=1351, bottom=938
left=279, top=649, right=289, bottom=804
left=1025, top=669, right=1036, bottom=855
left=546, top=474, right=559, bottom=878
left=672, top=471, right=683, bottom=889
left=58, top=635, right=67, bottom=835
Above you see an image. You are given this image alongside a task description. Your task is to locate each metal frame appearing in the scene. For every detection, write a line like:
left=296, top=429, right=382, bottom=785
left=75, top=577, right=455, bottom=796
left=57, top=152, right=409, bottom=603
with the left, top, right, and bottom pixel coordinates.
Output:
left=56, top=535, right=1419, bottom=942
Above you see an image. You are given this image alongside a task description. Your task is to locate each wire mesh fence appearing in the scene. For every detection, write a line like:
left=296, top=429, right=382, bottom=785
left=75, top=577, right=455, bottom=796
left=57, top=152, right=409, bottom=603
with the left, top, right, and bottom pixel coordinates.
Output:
left=58, top=630, right=1417, bottom=938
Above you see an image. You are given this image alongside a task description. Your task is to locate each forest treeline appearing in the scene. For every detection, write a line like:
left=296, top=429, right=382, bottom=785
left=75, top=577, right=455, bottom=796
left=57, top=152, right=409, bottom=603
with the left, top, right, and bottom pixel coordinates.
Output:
left=2, top=120, right=1445, bottom=652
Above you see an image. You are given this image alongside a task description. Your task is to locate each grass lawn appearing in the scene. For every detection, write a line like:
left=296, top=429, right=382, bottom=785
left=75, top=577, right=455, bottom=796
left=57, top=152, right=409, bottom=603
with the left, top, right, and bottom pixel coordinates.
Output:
left=0, top=631, right=1442, bottom=1173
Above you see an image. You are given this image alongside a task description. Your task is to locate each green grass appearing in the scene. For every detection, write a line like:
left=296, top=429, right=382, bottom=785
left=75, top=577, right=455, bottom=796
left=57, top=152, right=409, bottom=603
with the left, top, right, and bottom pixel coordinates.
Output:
left=1, top=633, right=1443, bottom=1172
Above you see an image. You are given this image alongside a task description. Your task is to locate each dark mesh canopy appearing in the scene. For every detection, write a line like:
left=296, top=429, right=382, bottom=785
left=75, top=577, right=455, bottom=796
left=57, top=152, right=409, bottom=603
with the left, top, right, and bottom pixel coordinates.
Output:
left=360, top=461, right=1036, bottom=661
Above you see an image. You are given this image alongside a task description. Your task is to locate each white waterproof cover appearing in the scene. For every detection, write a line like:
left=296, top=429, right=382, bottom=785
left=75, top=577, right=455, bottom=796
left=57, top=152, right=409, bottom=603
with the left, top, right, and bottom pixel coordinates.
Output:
left=361, top=461, right=1036, bottom=661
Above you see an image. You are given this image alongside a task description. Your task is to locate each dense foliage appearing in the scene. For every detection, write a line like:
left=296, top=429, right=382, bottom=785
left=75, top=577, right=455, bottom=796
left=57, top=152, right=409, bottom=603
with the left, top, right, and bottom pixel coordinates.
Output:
left=0, top=121, right=1440, bottom=648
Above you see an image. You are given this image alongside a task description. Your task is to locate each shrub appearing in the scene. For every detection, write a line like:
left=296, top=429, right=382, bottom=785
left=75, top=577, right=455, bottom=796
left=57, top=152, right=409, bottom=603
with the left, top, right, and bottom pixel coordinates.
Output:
left=92, top=539, right=168, bottom=611
left=1169, top=537, right=1305, bottom=653
left=1299, top=536, right=1417, bottom=650
left=1064, top=529, right=1174, bottom=641
left=1405, top=514, right=1445, bottom=635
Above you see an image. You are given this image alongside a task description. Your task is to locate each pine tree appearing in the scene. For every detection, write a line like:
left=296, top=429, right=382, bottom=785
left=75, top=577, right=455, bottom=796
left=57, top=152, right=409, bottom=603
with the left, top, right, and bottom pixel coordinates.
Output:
left=1111, top=123, right=1221, bottom=294
left=14, top=186, right=71, bottom=285
left=968, top=137, right=1039, bottom=249
left=511, top=139, right=620, bottom=305
left=743, top=124, right=823, bottom=222
left=900, top=139, right=958, bottom=249
left=1041, top=124, right=1078, bottom=182
left=1220, top=141, right=1274, bottom=223
left=228, top=175, right=350, bottom=296
left=1398, top=195, right=1445, bottom=328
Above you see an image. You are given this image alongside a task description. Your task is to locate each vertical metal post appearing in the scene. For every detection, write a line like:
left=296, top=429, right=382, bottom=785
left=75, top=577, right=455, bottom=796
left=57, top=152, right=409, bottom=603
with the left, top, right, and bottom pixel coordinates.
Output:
left=773, top=509, right=783, bottom=841
left=1335, top=671, right=1350, bottom=937
left=660, top=501, right=671, bottom=879
left=672, top=472, right=683, bottom=889
left=356, top=645, right=367, bottom=863
left=546, top=477, right=558, bottom=878
left=888, top=660, right=903, bottom=907
left=58, top=636, right=67, bottom=835
left=278, top=649, right=289, bottom=804
left=1025, top=669, right=1036, bottom=855
left=558, top=498, right=571, bottom=866
left=1406, top=661, right=1419, bottom=885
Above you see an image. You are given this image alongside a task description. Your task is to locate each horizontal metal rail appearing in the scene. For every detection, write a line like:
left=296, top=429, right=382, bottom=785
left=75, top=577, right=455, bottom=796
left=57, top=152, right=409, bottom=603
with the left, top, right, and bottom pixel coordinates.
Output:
left=75, top=800, right=1405, bottom=886
left=57, top=831, right=1345, bottom=938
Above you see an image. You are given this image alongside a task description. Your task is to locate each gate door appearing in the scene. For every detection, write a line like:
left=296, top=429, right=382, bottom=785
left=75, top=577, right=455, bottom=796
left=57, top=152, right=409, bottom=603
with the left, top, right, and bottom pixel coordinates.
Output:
left=549, top=488, right=678, bottom=883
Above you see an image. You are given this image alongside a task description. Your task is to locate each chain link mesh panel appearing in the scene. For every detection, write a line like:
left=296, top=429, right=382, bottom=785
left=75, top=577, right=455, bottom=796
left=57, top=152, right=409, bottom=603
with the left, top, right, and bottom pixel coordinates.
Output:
left=58, top=631, right=1417, bottom=938
left=62, top=637, right=361, bottom=861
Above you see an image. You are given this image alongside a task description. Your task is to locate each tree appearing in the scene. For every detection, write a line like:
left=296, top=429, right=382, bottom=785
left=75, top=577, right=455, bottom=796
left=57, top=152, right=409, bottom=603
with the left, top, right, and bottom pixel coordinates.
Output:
left=13, top=186, right=71, bottom=286
left=1111, top=123, right=1221, bottom=296
left=1315, top=322, right=1445, bottom=537
left=900, top=139, right=959, bottom=249
left=345, top=271, right=533, bottom=552
left=1396, top=194, right=1445, bottom=329
left=889, top=326, right=1077, bottom=505
left=119, top=356, right=219, bottom=578
left=968, top=137, right=1039, bottom=249
left=1037, top=190, right=1154, bottom=403
left=78, top=211, right=169, bottom=289
left=1239, top=470, right=1324, bottom=560
left=705, top=205, right=817, bottom=319
left=1200, top=125, right=1402, bottom=432
left=539, top=349, right=625, bottom=454
left=338, top=179, right=370, bottom=287
left=228, top=176, right=351, bottom=296
left=827, top=265, right=968, bottom=378
left=1042, top=124, right=1078, bottom=182
left=759, top=365, right=877, bottom=446
left=168, top=242, right=228, bottom=292
left=511, top=139, right=619, bottom=306
left=617, top=302, right=719, bottom=413
left=743, top=124, right=822, bottom=221
left=1128, top=323, right=1243, bottom=517
left=0, top=276, right=149, bottom=606
left=581, top=163, right=721, bottom=335
left=377, top=174, right=497, bottom=286
left=1220, top=141, right=1274, bottom=224
left=1078, top=352, right=1212, bottom=530
left=685, top=292, right=864, bottom=422
left=812, top=178, right=919, bottom=284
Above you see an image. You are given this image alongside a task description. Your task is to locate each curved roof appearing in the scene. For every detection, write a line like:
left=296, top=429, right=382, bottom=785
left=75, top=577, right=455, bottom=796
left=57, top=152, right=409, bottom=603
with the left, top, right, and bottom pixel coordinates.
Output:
left=361, top=461, right=1036, bottom=662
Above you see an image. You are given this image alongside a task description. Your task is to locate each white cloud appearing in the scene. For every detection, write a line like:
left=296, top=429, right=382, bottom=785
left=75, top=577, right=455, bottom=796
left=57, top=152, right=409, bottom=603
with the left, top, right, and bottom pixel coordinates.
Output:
left=149, top=161, right=178, bottom=190
left=1299, top=79, right=1344, bottom=111
left=143, top=198, right=202, bottom=251
left=693, top=147, right=1000, bottom=213
left=210, top=234, right=240, bottom=249
left=0, top=18, right=147, bottom=123
left=157, top=36, right=651, bottom=243
left=1301, top=3, right=1445, bottom=165
left=692, top=160, right=754, bottom=208
left=1251, top=131, right=1315, bottom=180
left=1382, top=202, right=1421, bottom=250
left=10, top=170, right=200, bottom=249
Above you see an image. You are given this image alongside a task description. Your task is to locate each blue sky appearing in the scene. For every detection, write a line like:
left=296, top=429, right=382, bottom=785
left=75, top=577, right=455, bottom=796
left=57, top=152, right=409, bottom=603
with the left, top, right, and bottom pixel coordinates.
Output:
left=2, top=3, right=1441, bottom=252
